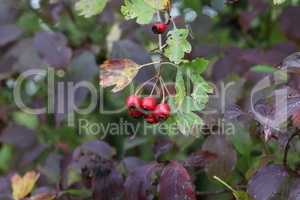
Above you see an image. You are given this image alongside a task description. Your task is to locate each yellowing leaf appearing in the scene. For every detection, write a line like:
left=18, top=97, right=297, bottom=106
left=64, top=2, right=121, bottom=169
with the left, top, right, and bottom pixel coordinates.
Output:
left=144, top=0, right=171, bottom=10
left=11, top=171, right=40, bottom=200
left=99, top=59, right=139, bottom=93
left=30, top=192, right=56, bottom=200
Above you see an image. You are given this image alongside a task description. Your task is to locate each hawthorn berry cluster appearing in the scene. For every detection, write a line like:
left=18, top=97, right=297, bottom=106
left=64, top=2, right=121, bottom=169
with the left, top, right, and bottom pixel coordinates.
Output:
left=126, top=95, right=171, bottom=124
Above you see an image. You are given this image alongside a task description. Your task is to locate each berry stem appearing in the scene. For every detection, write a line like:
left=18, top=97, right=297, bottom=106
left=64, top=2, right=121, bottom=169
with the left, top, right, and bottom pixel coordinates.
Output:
left=159, top=77, right=166, bottom=103
left=135, top=76, right=158, bottom=95
left=150, top=77, right=160, bottom=96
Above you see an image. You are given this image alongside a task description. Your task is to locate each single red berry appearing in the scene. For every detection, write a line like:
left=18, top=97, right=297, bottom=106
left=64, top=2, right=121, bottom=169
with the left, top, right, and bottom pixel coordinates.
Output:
left=126, top=95, right=142, bottom=109
left=154, top=103, right=171, bottom=121
left=144, top=113, right=159, bottom=124
left=126, top=95, right=143, bottom=118
left=141, top=96, right=157, bottom=111
left=152, top=22, right=168, bottom=34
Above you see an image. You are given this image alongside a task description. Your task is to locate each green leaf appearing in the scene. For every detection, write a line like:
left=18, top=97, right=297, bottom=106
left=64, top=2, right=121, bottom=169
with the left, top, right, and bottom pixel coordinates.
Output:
left=164, top=29, right=192, bottom=64
left=180, top=96, right=203, bottom=112
left=182, top=58, right=210, bottom=74
left=75, top=0, right=108, bottom=18
left=190, top=74, right=213, bottom=109
left=13, top=112, right=38, bottom=129
left=175, top=69, right=186, bottom=106
left=0, top=145, right=12, bottom=171
left=251, top=65, right=276, bottom=73
left=121, top=0, right=156, bottom=24
left=176, top=112, right=203, bottom=136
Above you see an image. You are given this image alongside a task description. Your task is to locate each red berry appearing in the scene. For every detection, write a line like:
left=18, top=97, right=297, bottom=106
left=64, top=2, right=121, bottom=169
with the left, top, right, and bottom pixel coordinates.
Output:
left=128, top=109, right=143, bottom=118
left=126, top=95, right=142, bottom=109
left=144, top=113, right=159, bottom=124
left=141, top=96, right=157, bottom=111
left=152, top=22, right=168, bottom=34
left=126, top=95, right=143, bottom=118
left=154, top=103, right=171, bottom=121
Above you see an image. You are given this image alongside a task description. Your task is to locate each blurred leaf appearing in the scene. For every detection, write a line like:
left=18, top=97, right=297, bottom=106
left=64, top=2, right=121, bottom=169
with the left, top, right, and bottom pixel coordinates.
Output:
left=0, top=145, right=12, bottom=171
left=211, top=0, right=225, bottom=11
left=247, top=165, right=289, bottom=200
left=11, top=171, right=40, bottom=200
left=13, top=112, right=38, bottom=129
left=251, top=65, right=276, bottom=73
left=159, top=161, right=196, bottom=200
left=0, top=125, right=37, bottom=149
left=121, top=0, right=156, bottom=24
left=75, top=0, right=108, bottom=18
left=0, top=25, right=22, bottom=47
left=279, top=6, right=300, bottom=43
left=99, top=59, right=139, bottom=93
left=33, top=31, right=72, bottom=68
left=39, top=153, right=62, bottom=184
left=202, top=135, right=237, bottom=178
left=17, top=12, right=40, bottom=35
left=164, top=29, right=191, bottom=64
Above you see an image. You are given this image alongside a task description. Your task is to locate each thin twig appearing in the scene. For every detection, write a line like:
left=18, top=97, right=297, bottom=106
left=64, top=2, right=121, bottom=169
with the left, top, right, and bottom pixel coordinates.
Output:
left=138, top=61, right=161, bottom=70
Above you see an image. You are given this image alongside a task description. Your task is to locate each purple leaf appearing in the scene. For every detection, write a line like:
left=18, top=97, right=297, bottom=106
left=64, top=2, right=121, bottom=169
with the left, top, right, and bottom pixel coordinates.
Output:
left=159, top=161, right=196, bottom=200
left=247, top=164, right=289, bottom=200
left=0, top=25, right=22, bottom=47
left=73, top=140, right=116, bottom=160
left=124, top=162, right=162, bottom=200
left=202, top=135, right=237, bottom=178
left=0, top=124, right=37, bottom=149
left=33, top=31, right=72, bottom=68
left=54, top=51, right=98, bottom=123
left=184, top=150, right=218, bottom=168
left=122, top=157, right=146, bottom=173
left=280, top=6, right=300, bottom=43
left=92, top=169, right=124, bottom=200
